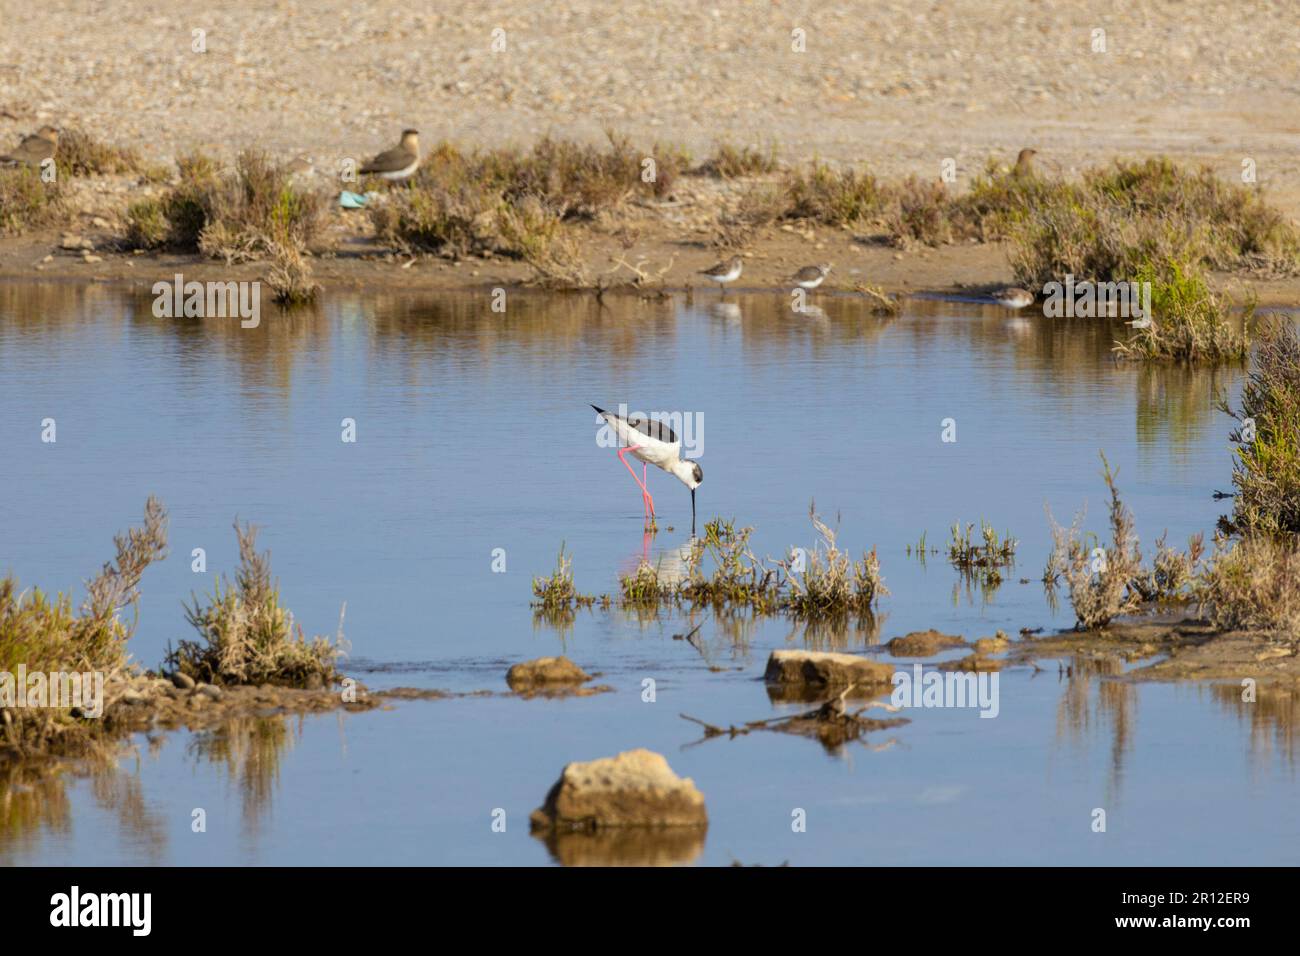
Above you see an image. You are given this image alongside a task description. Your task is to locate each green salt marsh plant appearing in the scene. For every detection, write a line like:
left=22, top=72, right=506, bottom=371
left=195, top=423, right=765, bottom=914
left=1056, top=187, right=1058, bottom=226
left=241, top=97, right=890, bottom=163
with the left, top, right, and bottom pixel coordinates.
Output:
left=1, top=498, right=168, bottom=757
left=1112, top=261, right=1252, bottom=364
left=168, top=520, right=342, bottom=688
left=1217, top=319, right=1300, bottom=537
left=679, top=518, right=781, bottom=611
left=947, top=520, right=1017, bottom=570
left=532, top=544, right=597, bottom=611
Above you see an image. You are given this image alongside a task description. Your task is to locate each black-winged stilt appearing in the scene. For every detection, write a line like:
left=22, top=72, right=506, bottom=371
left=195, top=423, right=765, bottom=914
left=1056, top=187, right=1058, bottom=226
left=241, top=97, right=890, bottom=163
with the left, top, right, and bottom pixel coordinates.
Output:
left=699, top=256, right=742, bottom=295
left=591, top=405, right=703, bottom=529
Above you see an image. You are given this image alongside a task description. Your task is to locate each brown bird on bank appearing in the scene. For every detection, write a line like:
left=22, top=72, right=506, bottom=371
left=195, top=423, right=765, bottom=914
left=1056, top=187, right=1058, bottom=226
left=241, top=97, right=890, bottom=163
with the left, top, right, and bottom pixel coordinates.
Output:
left=1013, top=148, right=1037, bottom=176
left=360, top=129, right=420, bottom=181
left=0, top=125, right=59, bottom=168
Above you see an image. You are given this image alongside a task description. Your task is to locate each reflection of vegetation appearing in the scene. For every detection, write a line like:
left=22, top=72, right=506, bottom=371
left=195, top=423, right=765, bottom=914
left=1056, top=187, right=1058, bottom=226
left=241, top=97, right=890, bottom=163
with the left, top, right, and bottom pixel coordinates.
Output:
left=1054, top=654, right=1134, bottom=798
left=189, top=715, right=293, bottom=835
left=1209, top=682, right=1298, bottom=768
left=1134, top=362, right=1236, bottom=458
left=0, top=749, right=167, bottom=865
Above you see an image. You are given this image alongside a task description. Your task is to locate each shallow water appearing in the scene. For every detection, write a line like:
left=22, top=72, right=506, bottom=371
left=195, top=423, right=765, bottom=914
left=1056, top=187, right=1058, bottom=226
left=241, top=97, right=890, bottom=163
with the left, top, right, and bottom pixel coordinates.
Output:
left=1, top=283, right=1296, bottom=865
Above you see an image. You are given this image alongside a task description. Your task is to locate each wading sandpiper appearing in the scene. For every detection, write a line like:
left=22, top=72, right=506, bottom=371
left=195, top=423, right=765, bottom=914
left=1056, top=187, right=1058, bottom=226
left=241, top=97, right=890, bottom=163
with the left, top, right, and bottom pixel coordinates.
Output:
left=591, top=405, right=703, bottom=530
left=0, top=126, right=59, bottom=168
left=991, top=287, right=1034, bottom=309
left=791, top=263, right=832, bottom=290
left=360, top=129, right=420, bottom=182
left=699, top=256, right=742, bottom=296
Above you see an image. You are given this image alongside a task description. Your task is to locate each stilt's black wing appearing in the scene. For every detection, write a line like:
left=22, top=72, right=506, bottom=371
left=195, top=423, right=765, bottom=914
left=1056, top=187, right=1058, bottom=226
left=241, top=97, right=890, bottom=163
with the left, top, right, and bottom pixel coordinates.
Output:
left=591, top=405, right=678, bottom=444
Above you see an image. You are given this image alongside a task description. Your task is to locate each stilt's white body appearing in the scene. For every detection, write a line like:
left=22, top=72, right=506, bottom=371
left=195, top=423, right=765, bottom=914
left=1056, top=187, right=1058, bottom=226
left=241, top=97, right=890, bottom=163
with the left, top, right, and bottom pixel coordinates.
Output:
left=600, top=412, right=681, bottom=471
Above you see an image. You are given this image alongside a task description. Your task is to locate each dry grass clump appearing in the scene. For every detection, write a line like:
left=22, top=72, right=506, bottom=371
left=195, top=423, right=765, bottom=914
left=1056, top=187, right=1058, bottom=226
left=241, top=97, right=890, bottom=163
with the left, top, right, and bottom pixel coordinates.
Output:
left=55, top=128, right=146, bottom=178
left=198, top=151, right=325, bottom=263
left=168, top=520, right=342, bottom=688
left=698, top=141, right=779, bottom=179
left=263, top=228, right=320, bottom=305
left=1046, top=454, right=1145, bottom=629
left=0, top=167, right=65, bottom=233
left=1217, top=319, right=1300, bottom=537
left=1132, top=532, right=1205, bottom=602
left=128, top=151, right=323, bottom=261
left=1198, top=535, right=1300, bottom=635
left=1, top=498, right=168, bottom=756
left=1084, top=158, right=1300, bottom=274
left=956, top=160, right=1068, bottom=241
left=783, top=161, right=887, bottom=226
left=885, top=176, right=955, bottom=247
left=779, top=510, right=887, bottom=618
left=497, top=196, right=590, bottom=287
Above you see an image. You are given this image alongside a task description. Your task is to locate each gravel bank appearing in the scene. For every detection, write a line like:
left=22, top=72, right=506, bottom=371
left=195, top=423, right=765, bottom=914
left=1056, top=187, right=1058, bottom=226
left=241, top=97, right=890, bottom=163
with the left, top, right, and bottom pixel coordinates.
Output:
left=3, top=1, right=1299, bottom=211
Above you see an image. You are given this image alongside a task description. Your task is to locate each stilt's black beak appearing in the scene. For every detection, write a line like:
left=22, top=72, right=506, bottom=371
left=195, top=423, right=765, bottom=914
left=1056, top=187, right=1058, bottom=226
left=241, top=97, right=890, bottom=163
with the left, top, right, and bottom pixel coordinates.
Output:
left=691, top=488, right=696, bottom=534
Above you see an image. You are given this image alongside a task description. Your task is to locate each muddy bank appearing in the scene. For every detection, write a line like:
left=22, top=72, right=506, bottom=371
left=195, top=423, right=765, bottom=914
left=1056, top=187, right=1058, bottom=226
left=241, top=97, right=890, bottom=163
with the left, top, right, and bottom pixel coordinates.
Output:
left=1012, top=619, right=1300, bottom=685
left=7, top=220, right=1300, bottom=306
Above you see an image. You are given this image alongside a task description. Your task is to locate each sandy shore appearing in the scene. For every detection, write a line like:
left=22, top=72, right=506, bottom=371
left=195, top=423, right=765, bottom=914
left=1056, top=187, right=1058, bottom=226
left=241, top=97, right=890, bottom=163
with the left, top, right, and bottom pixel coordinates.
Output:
left=3, top=1, right=1300, bottom=297
left=3, top=0, right=1299, bottom=209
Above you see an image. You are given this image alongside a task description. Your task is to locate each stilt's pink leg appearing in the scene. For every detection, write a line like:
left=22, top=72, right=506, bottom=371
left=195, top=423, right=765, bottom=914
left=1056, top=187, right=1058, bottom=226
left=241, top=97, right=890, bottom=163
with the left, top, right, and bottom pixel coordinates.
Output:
left=642, top=462, right=656, bottom=517
left=618, top=446, right=652, bottom=521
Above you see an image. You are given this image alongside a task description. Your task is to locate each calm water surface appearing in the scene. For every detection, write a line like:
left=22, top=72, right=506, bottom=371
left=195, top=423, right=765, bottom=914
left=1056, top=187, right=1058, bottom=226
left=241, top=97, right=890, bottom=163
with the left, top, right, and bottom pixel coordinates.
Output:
left=1, top=283, right=1296, bottom=865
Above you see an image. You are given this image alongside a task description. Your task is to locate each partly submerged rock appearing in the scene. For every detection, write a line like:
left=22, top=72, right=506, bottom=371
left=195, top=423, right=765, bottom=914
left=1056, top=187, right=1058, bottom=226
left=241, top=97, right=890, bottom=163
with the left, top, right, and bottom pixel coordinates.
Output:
left=529, top=748, right=707, bottom=831
left=763, top=649, right=893, bottom=689
left=887, top=630, right=967, bottom=657
left=507, top=656, right=590, bottom=688
left=971, top=632, right=1011, bottom=656
left=507, top=656, right=610, bottom=698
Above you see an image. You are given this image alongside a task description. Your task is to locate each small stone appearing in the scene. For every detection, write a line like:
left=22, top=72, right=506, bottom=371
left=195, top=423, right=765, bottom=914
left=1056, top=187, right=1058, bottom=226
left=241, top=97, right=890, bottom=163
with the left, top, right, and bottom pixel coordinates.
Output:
left=529, top=749, right=707, bottom=830
left=82, top=254, right=103, bottom=263
left=888, top=630, right=967, bottom=657
left=196, top=683, right=223, bottom=700
left=171, top=672, right=196, bottom=690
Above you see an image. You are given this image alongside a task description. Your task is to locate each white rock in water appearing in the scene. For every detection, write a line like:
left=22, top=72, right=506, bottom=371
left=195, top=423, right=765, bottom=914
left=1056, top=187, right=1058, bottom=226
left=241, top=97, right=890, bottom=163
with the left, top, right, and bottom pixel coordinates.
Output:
left=530, top=749, right=707, bottom=830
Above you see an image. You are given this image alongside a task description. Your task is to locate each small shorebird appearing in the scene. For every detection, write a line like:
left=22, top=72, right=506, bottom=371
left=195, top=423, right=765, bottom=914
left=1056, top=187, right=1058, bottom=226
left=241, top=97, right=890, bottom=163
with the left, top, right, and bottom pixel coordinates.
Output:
left=791, top=263, right=832, bottom=290
left=285, top=155, right=315, bottom=179
left=991, top=287, right=1034, bottom=309
left=360, top=129, right=420, bottom=182
left=699, top=256, right=742, bottom=295
left=0, top=126, right=59, bottom=168
left=1014, top=148, right=1037, bottom=176
left=591, top=405, right=703, bottom=529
